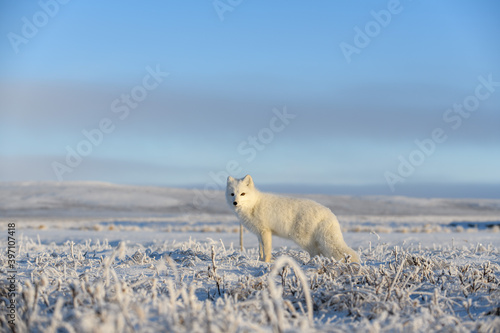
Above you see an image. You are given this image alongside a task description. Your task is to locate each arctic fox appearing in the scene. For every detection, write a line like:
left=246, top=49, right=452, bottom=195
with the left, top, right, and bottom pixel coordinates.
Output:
left=226, top=175, right=359, bottom=263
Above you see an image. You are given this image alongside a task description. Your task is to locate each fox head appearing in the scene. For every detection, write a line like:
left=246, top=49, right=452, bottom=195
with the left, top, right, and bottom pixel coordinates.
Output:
left=226, top=175, right=258, bottom=211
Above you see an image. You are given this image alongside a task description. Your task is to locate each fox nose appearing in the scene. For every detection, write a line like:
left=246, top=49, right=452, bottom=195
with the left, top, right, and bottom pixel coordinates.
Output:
left=233, top=202, right=238, bottom=206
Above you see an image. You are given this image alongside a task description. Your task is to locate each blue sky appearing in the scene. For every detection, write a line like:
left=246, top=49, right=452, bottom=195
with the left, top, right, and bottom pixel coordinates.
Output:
left=1, top=1, right=499, bottom=198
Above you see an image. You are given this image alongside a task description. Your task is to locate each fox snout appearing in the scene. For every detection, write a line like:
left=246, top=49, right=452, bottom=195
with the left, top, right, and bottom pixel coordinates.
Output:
left=233, top=201, right=238, bottom=206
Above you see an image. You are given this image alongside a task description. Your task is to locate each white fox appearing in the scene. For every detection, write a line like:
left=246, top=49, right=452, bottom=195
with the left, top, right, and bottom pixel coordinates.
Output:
left=226, top=175, right=359, bottom=263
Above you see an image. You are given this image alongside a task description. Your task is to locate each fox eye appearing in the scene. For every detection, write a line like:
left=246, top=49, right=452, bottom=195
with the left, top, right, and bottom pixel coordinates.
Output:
left=230, top=193, right=234, bottom=196
left=240, top=193, right=246, bottom=196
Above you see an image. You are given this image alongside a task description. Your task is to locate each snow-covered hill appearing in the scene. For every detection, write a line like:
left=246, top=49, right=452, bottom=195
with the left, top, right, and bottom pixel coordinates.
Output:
left=1, top=181, right=499, bottom=231
left=2, top=181, right=500, bottom=218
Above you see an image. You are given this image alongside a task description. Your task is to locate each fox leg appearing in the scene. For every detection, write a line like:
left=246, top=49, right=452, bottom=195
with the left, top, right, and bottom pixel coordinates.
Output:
left=258, top=235, right=264, bottom=261
left=260, top=230, right=272, bottom=262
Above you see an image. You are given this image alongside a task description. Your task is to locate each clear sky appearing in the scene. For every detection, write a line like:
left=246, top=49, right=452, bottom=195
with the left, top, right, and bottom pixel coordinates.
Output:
left=1, top=1, right=499, bottom=198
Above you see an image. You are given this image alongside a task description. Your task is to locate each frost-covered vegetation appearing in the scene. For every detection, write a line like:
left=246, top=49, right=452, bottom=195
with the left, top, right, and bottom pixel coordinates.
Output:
left=1, top=182, right=499, bottom=332
left=1, top=236, right=499, bottom=332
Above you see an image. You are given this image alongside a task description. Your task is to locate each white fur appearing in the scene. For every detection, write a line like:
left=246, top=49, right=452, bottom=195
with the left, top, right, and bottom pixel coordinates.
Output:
left=226, top=175, right=360, bottom=263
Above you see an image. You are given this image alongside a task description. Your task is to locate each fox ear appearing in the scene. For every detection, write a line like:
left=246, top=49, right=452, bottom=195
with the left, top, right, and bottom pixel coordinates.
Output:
left=243, top=174, right=253, bottom=187
left=227, top=176, right=235, bottom=183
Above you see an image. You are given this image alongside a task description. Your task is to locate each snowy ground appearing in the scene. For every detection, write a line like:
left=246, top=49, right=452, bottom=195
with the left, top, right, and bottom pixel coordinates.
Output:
left=1, top=182, right=499, bottom=332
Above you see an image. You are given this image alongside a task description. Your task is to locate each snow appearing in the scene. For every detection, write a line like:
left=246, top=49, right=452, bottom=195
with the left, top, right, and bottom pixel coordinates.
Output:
left=1, top=182, right=499, bottom=332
